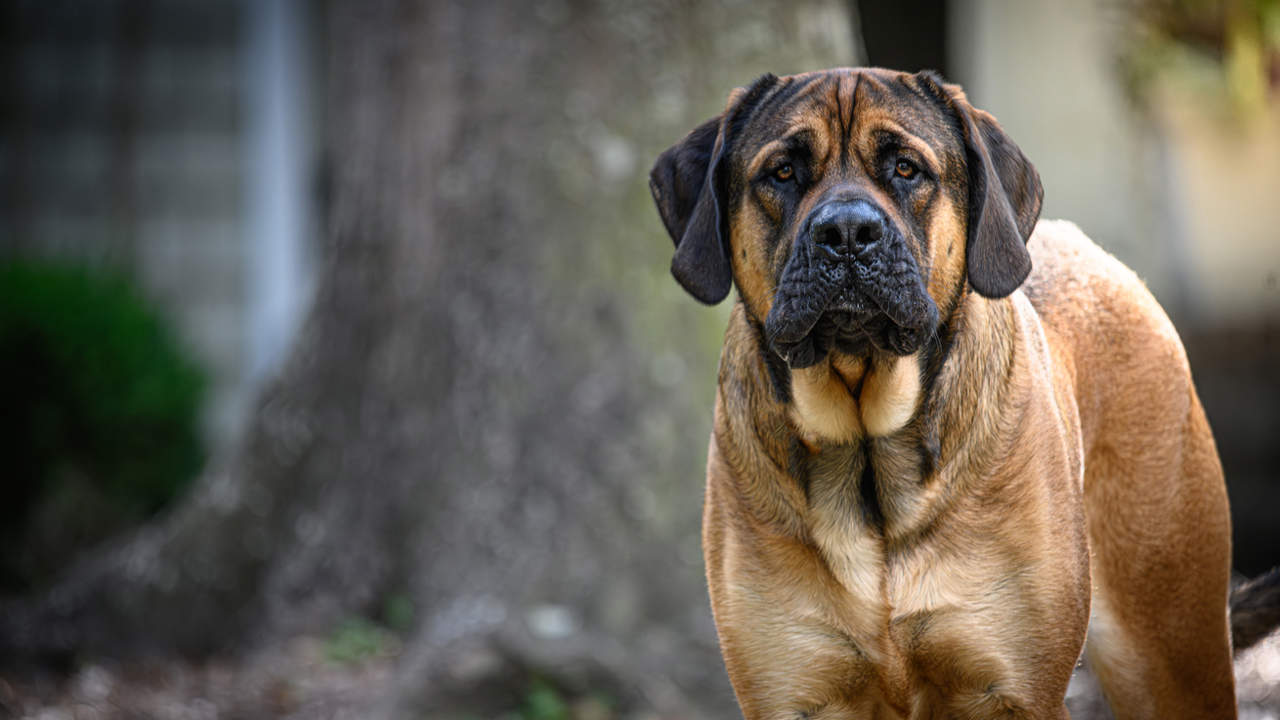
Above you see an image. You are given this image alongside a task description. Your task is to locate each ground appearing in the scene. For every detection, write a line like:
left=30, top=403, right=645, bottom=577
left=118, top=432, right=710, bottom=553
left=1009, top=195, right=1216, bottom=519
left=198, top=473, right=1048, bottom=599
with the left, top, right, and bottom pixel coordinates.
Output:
left=3, top=631, right=1278, bottom=719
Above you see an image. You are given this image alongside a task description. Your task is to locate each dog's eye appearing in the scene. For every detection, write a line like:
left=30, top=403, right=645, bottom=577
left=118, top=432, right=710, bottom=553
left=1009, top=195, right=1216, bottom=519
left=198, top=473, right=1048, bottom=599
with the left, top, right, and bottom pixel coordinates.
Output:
left=895, top=159, right=918, bottom=180
left=772, top=163, right=795, bottom=182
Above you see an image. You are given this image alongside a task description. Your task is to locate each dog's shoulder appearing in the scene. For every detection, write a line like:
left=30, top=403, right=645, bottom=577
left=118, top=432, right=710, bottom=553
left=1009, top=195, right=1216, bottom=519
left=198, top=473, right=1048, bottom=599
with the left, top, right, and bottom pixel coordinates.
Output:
left=1023, top=220, right=1150, bottom=317
left=1022, top=219, right=1184, bottom=355
left=1021, top=219, right=1196, bottom=453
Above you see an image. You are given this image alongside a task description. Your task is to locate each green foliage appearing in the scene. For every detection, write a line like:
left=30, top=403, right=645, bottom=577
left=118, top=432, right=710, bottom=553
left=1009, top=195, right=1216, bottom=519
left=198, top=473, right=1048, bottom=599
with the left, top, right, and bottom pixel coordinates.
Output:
left=0, top=260, right=205, bottom=588
left=517, top=680, right=615, bottom=720
left=323, top=616, right=394, bottom=664
left=520, top=679, right=570, bottom=720
left=324, top=594, right=416, bottom=665
left=382, top=592, right=416, bottom=634
left=1123, top=0, right=1280, bottom=116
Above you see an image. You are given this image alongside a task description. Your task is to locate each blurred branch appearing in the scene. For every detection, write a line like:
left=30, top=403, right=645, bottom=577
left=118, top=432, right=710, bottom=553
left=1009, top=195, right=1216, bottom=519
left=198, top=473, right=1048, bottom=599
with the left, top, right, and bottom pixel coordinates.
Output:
left=1121, top=0, right=1280, bottom=116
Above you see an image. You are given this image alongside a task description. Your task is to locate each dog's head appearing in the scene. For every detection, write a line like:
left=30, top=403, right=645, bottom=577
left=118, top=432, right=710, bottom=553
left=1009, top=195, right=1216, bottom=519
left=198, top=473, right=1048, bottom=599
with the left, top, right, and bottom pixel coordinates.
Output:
left=650, top=68, right=1042, bottom=369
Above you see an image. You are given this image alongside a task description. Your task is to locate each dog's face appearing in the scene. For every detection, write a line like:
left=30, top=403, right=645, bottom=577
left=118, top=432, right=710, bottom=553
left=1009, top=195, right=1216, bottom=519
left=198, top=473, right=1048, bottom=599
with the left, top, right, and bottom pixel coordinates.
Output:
left=651, top=68, right=1042, bottom=369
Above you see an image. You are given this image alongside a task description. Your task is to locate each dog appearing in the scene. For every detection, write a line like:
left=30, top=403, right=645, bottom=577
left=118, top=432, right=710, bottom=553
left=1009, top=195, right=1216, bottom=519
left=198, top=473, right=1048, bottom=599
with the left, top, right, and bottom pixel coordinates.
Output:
left=649, top=68, right=1279, bottom=719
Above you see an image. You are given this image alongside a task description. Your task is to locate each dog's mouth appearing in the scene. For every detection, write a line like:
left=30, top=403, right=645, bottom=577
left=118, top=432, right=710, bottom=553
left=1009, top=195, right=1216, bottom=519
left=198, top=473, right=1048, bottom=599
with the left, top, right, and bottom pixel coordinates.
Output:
left=763, top=237, right=938, bottom=369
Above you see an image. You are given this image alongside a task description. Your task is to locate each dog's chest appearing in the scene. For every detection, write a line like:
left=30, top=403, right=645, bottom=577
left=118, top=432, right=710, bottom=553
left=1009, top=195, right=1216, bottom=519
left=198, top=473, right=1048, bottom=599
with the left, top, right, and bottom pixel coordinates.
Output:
left=798, top=446, right=1026, bottom=715
left=804, top=446, right=887, bottom=615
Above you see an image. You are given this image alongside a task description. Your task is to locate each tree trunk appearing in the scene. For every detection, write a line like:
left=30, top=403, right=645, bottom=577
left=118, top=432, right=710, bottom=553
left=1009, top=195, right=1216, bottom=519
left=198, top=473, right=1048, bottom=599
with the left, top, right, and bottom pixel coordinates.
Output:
left=1, top=1, right=857, bottom=715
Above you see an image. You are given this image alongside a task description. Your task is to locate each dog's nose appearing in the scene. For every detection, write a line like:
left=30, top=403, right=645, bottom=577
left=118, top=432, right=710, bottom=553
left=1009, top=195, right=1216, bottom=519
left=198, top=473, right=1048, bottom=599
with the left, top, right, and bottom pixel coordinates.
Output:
left=809, top=199, right=887, bottom=258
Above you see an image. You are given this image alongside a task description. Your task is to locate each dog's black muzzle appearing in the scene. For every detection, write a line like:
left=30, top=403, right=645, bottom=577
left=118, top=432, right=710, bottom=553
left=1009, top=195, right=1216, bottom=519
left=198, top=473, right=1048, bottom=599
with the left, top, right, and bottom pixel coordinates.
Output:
left=763, top=198, right=938, bottom=369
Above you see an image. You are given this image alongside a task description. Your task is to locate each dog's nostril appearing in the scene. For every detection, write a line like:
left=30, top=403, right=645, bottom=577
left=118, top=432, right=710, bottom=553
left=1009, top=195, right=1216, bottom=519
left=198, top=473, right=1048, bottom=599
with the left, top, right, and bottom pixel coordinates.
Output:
left=855, top=225, right=874, bottom=247
left=817, top=226, right=843, bottom=249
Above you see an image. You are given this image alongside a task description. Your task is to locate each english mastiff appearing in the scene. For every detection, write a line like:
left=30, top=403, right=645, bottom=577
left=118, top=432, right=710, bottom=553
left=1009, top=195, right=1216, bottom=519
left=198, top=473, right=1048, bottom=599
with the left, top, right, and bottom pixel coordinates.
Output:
left=649, top=68, right=1272, bottom=718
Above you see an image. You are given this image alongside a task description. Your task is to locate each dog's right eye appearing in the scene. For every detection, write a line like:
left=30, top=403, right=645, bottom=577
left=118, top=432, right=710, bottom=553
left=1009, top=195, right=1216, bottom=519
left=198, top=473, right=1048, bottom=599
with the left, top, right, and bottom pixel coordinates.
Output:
left=772, top=163, right=795, bottom=182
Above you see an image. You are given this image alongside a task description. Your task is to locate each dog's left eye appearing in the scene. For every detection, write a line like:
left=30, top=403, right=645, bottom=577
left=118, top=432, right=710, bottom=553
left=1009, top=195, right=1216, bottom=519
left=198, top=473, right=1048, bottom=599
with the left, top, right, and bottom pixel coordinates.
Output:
left=895, top=159, right=918, bottom=180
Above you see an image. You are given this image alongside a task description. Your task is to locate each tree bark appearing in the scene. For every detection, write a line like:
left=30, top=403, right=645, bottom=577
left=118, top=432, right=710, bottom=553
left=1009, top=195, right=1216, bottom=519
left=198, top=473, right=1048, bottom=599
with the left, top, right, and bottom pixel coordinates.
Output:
left=1, top=1, right=857, bottom=715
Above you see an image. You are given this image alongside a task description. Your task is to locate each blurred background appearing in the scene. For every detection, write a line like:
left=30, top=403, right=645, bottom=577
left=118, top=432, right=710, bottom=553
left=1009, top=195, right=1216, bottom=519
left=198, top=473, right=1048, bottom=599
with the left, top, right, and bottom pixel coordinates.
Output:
left=0, top=1, right=1276, bottom=718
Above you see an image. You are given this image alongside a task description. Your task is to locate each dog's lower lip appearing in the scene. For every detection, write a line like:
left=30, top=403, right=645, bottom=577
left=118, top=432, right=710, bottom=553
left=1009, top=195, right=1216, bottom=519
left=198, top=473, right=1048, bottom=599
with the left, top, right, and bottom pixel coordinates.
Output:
left=767, top=311, right=822, bottom=346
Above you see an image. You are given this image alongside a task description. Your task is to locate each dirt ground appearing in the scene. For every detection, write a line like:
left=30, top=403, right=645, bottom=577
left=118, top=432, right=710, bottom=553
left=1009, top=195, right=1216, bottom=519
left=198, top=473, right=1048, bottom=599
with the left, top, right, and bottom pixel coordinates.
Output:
left=2, top=631, right=1278, bottom=720
left=0, top=635, right=399, bottom=720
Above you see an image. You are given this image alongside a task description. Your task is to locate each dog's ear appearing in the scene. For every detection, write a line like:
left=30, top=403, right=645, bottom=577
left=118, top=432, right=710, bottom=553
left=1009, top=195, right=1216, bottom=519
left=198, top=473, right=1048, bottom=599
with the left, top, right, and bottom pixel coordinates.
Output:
left=650, top=74, right=777, bottom=304
left=919, top=72, right=1043, bottom=299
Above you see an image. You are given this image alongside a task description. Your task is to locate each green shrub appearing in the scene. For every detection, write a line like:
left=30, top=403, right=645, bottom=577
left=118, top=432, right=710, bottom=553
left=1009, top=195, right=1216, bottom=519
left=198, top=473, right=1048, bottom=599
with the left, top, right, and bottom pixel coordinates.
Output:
left=323, top=616, right=395, bottom=664
left=0, top=260, right=205, bottom=590
left=521, top=679, right=570, bottom=720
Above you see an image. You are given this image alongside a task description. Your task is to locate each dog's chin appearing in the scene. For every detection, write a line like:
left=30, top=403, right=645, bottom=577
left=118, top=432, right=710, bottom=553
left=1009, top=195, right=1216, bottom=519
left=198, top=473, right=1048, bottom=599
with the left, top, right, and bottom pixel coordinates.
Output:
left=767, top=301, right=936, bottom=370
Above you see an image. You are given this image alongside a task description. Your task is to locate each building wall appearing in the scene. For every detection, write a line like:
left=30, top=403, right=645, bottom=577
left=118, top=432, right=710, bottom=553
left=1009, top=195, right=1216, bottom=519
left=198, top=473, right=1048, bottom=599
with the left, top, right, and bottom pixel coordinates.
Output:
left=950, top=0, right=1187, bottom=313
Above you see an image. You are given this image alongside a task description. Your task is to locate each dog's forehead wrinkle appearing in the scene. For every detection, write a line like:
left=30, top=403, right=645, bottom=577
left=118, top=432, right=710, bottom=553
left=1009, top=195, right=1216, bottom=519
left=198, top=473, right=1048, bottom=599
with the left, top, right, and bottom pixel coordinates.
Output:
left=757, top=73, right=821, bottom=122
left=842, top=74, right=857, bottom=163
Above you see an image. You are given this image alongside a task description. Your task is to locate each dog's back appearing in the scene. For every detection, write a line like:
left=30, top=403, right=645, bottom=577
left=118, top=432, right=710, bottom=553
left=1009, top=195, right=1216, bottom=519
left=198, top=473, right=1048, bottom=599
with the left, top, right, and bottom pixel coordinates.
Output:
left=1023, top=219, right=1237, bottom=717
left=1022, top=219, right=1201, bottom=455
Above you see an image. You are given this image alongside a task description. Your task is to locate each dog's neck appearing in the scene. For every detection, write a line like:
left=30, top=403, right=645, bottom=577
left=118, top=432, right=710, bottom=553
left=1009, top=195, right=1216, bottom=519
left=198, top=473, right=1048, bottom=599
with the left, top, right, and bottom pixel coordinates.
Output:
left=787, top=352, right=921, bottom=445
left=718, top=290, right=1028, bottom=538
left=781, top=290, right=1018, bottom=448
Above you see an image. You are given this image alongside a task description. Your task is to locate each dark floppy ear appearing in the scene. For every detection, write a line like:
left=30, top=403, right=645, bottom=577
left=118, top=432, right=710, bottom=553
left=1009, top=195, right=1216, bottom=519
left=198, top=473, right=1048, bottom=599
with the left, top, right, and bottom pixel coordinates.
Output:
left=649, top=116, right=729, bottom=304
left=649, top=74, right=777, bottom=304
left=921, top=73, right=1043, bottom=298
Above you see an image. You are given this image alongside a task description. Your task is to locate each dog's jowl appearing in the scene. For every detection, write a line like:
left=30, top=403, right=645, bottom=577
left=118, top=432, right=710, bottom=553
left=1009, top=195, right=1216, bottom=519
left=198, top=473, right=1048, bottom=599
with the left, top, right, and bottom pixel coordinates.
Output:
left=650, top=67, right=1278, bottom=719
